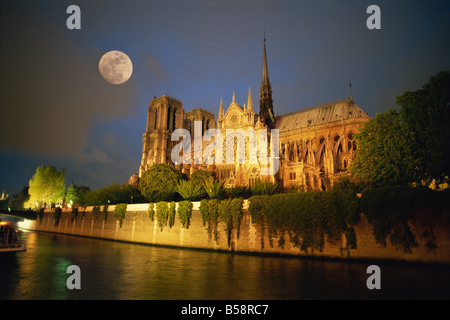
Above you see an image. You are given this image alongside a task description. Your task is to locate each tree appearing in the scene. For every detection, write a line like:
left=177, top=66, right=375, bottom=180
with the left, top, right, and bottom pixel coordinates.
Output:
left=190, top=169, right=215, bottom=185
left=84, top=183, right=145, bottom=206
left=349, top=110, right=420, bottom=186
left=7, top=187, right=30, bottom=210
left=138, top=164, right=182, bottom=202
left=66, top=184, right=90, bottom=206
left=396, top=70, right=450, bottom=184
left=66, top=184, right=82, bottom=206
left=28, top=165, right=66, bottom=208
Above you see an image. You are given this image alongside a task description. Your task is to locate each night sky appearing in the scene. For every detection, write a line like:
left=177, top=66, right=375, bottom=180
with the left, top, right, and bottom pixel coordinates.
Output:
left=1, top=0, right=449, bottom=196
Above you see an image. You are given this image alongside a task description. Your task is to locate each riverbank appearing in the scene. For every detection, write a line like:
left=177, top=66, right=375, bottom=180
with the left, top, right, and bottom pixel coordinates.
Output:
left=17, top=201, right=450, bottom=264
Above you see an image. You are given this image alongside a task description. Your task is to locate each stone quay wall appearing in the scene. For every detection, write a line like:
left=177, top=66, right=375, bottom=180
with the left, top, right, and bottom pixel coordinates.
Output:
left=24, top=201, right=450, bottom=264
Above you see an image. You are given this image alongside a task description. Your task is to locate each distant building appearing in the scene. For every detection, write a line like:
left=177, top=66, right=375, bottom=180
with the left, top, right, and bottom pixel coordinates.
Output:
left=132, top=37, right=370, bottom=191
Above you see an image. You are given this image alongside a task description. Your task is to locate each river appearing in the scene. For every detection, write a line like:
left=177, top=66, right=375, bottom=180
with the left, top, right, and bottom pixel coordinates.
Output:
left=1, top=229, right=449, bottom=300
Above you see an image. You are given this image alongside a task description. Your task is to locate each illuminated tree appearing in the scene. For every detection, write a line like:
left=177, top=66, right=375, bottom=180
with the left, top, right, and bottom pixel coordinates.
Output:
left=138, top=164, right=182, bottom=202
left=28, top=165, right=66, bottom=208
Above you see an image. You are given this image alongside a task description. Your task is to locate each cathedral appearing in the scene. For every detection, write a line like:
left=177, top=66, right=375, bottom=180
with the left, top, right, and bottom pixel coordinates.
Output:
left=131, top=38, right=370, bottom=191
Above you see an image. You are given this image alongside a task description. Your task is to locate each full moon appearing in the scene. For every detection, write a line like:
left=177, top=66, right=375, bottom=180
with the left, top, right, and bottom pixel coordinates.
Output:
left=98, top=50, right=133, bottom=85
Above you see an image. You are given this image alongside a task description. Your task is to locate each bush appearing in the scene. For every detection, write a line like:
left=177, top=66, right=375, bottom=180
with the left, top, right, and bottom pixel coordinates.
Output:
left=178, top=200, right=193, bottom=229
left=218, top=198, right=244, bottom=246
left=84, top=183, right=144, bottom=206
left=114, top=203, right=127, bottom=227
left=156, top=201, right=169, bottom=231
left=199, top=198, right=244, bottom=247
left=190, top=170, right=215, bottom=185
left=54, top=207, right=62, bottom=226
left=175, top=179, right=206, bottom=201
left=139, top=164, right=182, bottom=202
left=358, top=185, right=449, bottom=253
left=226, top=186, right=252, bottom=199
left=102, top=205, right=109, bottom=220
left=250, top=181, right=280, bottom=195
left=148, top=203, right=155, bottom=221
left=248, top=189, right=360, bottom=252
left=70, top=207, right=78, bottom=223
left=92, top=205, right=100, bottom=215
left=199, top=199, right=221, bottom=242
left=203, top=177, right=225, bottom=199
left=169, top=202, right=176, bottom=228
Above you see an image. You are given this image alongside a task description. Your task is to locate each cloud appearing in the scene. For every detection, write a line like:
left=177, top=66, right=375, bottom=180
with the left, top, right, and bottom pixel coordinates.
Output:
left=142, top=53, right=171, bottom=84
left=76, top=146, right=109, bottom=164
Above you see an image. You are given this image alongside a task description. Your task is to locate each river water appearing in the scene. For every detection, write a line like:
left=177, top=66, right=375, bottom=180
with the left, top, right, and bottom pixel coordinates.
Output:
left=1, top=229, right=449, bottom=300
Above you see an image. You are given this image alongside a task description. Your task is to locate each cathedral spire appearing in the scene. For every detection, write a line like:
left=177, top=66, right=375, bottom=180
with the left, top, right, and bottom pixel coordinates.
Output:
left=247, top=86, right=254, bottom=113
left=259, top=33, right=274, bottom=128
left=218, top=96, right=224, bottom=122
left=261, top=33, right=270, bottom=89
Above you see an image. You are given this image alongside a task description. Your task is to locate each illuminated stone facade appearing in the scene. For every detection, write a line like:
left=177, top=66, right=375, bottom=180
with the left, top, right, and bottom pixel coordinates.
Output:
left=135, top=39, right=370, bottom=190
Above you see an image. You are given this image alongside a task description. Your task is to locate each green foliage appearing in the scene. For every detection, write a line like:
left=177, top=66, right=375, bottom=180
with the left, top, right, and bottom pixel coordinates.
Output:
left=396, top=71, right=450, bottom=185
left=350, top=71, right=450, bottom=187
left=66, top=184, right=89, bottom=206
left=169, top=201, right=176, bottom=228
left=226, top=186, right=252, bottom=199
left=218, top=198, right=244, bottom=246
left=247, top=195, right=268, bottom=249
left=148, top=203, right=155, bottom=221
left=102, top=205, right=109, bottom=220
left=345, top=227, right=357, bottom=249
left=203, top=176, right=225, bottom=199
left=92, top=205, right=100, bottom=215
left=114, top=203, right=127, bottom=227
left=139, top=164, right=182, bottom=202
left=190, top=170, right=215, bottom=185
left=332, top=176, right=362, bottom=194
left=178, top=201, right=193, bottom=229
left=283, top=184, right=306, bottom=194
left=28, top=165, right=66, bottom=208
left=156, top=201, right=169, bottom=231
left=84, top=184, right=144, bottom=206
left=7, top=187, right=30, bottom=210
left=175, top=179, right=206, bottom=201
left=53, top=207, right=62, bottom=226
left=250, top=180, right=280, bottom=195
left=248, top=189, right=360, bottom=253
left=199, top=199, right=221, bottom=242
left=361, top=186, right=450, bottom=252
left=199, top=198, right=244, bottom=247
left=37, top=208, right=44, bottom=223
left=0, top=199, right=8, bottom=211
left=349, top=110, right=420, bottom=187
left=70, top=207, right=78, bottom=223
left=359, top=185, right=447, bottom=253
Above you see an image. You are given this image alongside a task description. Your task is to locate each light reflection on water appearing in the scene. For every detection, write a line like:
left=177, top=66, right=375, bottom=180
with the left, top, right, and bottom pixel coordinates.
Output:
left=1, top=231, right=449, bottom=300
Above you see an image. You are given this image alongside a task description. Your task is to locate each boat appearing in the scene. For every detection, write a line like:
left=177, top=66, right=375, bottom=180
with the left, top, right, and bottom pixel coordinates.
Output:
left=0, top=221, right=26, bottom=253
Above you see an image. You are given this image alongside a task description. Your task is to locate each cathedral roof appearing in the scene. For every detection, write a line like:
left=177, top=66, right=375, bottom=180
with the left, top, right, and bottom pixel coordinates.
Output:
left=274, top=98, right=370, bottom=132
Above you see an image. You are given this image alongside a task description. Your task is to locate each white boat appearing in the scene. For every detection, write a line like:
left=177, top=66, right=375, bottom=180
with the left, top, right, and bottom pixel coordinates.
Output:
left=0, top=221, right=26, bottom=253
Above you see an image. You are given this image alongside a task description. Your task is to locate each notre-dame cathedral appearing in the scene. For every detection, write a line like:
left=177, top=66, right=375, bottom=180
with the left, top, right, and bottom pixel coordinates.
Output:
left=131, top=38, right=370, bottom=191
